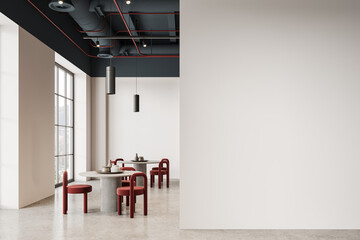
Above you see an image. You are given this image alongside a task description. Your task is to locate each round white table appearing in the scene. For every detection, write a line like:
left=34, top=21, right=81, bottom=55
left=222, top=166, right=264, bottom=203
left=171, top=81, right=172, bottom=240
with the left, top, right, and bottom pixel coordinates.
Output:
left=122, top=160, right=160, bottom=186
left=79, top=171, right=139, bottom=212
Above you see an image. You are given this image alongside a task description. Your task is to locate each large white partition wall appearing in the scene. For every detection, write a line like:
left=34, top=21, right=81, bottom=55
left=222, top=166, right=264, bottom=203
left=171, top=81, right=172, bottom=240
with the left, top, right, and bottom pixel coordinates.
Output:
left=91, top=77, right=180, bottom=178
left=180, top=0, right=360, bottom=229
left=18, top=28, right=54, bottom=208
left=0, top=14, right=19, bottom=209
left=0, top=15, right=54, bottom=209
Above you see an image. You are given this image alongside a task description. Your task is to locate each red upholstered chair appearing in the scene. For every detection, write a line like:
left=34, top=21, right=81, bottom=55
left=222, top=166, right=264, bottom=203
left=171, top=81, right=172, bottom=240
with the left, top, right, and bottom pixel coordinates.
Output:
left=120, top=167, right=136, bottom=206
left=120, top=167, right=136, bottom=187
left=111, top=158, right=125, bottom=167
left=63, top=171, right=92, bottom=214
left=150, top=159, right=169, bottom=189
left=117, top=172, right=147, bottom=218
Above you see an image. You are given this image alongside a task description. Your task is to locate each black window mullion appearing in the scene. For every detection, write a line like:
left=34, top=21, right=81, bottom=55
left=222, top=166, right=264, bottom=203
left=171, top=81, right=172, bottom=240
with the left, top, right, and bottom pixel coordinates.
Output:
left=54, top=64, right=74, bottom=187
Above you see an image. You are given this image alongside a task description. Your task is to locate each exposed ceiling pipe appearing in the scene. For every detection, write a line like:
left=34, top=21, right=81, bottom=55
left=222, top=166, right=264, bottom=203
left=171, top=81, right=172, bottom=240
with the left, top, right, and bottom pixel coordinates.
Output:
left=112, top=0, right=179, bottom=58
left=118, top=44, right=179, bottom=55
left=27, top=0, right=179, bottom=58
left=90, top=0, right=179, bottom=13
left=68, top=0, right=120, bottom=58
left=112, top=0, right=142, bottom=56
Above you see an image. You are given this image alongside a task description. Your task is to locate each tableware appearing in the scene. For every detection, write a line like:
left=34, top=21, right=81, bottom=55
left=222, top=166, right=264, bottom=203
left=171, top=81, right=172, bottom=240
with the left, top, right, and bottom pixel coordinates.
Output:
left=101, top=166, right=111, bottom=173
left=96, top=170, right=124, bottom=174
left=111, top=165, right=121, bottom=172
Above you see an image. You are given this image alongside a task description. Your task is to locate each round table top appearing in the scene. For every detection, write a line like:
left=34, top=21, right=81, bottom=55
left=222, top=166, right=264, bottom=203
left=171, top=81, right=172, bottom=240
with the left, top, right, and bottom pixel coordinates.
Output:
left=122, top=160, right=160, bottom=165
left=79, top=170, right=140, bottom=178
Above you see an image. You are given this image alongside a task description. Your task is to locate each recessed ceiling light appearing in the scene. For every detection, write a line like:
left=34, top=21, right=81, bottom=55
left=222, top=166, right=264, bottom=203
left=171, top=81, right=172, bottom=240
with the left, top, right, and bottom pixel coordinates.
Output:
left=49, top=0, right=75, bottom=12
left=126, top=0, right=131, bottom=5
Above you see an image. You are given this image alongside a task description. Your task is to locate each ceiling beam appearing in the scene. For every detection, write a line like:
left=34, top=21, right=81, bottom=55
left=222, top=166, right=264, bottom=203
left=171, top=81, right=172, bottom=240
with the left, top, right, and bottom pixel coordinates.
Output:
left=84, top=36, right=180, bottom=40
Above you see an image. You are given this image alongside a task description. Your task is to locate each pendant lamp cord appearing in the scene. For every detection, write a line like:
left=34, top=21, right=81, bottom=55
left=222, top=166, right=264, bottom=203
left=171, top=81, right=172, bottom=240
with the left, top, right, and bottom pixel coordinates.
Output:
left=135, top=18, right=138, bottom=94
left=109, top=14, right=112, bottom=66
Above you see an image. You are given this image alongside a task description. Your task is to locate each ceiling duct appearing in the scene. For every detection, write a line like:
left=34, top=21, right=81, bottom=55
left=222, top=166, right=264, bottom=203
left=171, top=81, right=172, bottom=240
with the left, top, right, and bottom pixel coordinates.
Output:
left=89, top=0, right=179, bottom=13
left=119, top=44, right=179, bottom=56
left=63, top=0, right=120, bottom=58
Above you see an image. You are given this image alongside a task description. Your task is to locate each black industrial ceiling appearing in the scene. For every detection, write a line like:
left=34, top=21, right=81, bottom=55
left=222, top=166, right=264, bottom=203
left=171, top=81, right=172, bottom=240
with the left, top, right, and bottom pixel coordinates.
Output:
left=0, top=0, right=180, bottom=77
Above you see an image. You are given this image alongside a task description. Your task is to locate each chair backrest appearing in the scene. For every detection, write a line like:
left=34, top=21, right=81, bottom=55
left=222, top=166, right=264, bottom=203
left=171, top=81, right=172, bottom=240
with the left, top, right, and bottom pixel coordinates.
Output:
left=111, top=158, right=125, bottom=167
left=159, top=158, right=170, bottom=173
left=63, top=171, right=68, bottom=195
left=130, top=172, right=147, bottom=190
left=120, top=167, right=136, bottom=181
left=120, top=167, right=136, bottom=171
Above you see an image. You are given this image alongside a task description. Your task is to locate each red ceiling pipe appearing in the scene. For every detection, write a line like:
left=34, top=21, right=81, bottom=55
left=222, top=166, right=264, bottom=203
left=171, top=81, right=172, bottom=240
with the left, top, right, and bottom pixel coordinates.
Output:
left=112, top=0, right=179, bottom=58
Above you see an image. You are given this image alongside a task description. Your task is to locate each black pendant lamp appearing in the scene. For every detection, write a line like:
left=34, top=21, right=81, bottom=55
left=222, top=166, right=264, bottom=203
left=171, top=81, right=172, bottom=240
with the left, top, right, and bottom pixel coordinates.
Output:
left=134, top=57, right=140, bottom=112
left=106, top=65, right=115, bottom=95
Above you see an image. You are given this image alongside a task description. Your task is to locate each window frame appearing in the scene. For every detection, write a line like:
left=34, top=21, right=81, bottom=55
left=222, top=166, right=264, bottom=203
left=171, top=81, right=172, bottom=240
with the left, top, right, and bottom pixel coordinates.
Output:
left=55, top=63, right=75, bottom=188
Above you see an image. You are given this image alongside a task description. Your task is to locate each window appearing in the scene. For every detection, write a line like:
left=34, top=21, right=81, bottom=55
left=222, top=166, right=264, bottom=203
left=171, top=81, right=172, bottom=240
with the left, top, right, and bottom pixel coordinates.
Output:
left=55, top=64, right=74, bottom=187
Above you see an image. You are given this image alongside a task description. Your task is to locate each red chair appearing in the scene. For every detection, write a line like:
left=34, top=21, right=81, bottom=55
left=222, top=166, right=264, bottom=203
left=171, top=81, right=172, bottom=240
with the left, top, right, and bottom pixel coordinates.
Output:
left=111, top=158, right=125, bottom=167
left=150, top=159, right=169, bottom=189
left=120, top=167, right=136, bottom=187
left=120, top=167, right=136, bottom=206
left=63, top=171, right=92, bottom=214
left=117, top=172, right=147, bottom=218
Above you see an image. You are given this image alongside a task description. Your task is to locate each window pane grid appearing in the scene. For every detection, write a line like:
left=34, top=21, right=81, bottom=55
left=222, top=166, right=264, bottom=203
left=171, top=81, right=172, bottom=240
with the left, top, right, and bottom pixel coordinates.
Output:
left=55, top=64, right=74, bottom=186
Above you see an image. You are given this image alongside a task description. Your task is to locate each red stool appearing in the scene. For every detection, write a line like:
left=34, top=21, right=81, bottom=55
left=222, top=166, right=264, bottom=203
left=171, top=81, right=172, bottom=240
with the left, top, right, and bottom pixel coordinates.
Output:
left=117, top=172, right=147, bottom=218
left=150, top=159, right=169, bottom=189
left=63, top=171, right=92, bottom=214
left=111, top=158, right=125, bottom=167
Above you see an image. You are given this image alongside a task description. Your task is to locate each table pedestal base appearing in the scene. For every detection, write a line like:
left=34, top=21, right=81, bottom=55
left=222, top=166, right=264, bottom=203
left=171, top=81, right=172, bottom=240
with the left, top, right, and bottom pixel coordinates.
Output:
left=100, top=177, right=122, bottom=212
left=134, top=164, right=147, bottom=186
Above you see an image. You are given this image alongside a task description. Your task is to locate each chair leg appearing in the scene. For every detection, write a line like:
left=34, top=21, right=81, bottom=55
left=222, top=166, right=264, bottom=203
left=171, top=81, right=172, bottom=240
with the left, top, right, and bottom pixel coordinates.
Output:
left=118, top=195, right=122, bottom=215
left=83, top=193, right=88, bottom=213
left=150, top=175, right=153, bottom=188
left=130, top=195, right=135, bottom=218
left=126, top=196, right=129, bottom=206
left=144, top=191, right=147, bottom=216
left=167, top=173, right=170, bottom=188
left=158, top=174, right=162, bottom=189
left=63, top=192, right=67, bottom=214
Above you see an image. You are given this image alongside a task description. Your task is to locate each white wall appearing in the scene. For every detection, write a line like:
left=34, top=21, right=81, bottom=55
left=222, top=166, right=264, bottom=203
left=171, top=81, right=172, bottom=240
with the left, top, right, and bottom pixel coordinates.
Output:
left=91, top=77, right=107, bottom=171
left=0, top=13, right=19, bottom=209
left=92, top=77, right=180, bottom=178
left=55, top=53, right=92, bottom=182
left=18, top=28, right=54, bottom=208
left=180, top=0, right=360, bottom=229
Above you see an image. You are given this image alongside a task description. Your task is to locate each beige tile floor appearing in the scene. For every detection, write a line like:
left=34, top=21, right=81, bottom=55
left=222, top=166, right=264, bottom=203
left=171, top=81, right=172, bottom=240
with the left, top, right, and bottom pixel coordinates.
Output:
left=0, top=180, right=359, bottom=240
